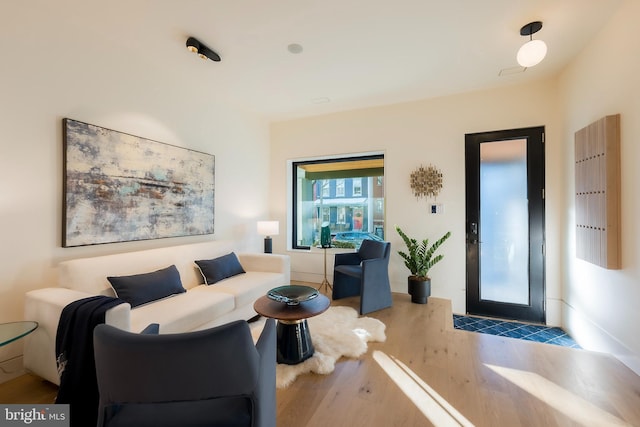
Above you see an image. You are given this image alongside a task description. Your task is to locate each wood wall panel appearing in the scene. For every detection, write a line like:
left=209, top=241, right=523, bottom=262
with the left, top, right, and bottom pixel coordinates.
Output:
left=574, top=114, right=621, bottom=269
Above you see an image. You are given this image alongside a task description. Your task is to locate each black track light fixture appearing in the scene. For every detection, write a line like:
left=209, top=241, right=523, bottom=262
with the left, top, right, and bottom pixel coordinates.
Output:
left=186, top=37, right=221, bottom=62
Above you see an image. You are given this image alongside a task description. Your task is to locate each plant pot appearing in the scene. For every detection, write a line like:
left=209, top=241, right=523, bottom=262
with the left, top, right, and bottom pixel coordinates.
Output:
left=408, top=277, right=431, bottom=304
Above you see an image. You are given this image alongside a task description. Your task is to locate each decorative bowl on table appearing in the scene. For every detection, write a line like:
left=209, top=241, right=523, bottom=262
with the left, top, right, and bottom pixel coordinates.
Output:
left=267, top=285, right=319, bottom=306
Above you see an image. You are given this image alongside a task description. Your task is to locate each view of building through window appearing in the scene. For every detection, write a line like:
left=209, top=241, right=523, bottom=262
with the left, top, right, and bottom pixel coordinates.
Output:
left=293, top=155, right=384, bottom=249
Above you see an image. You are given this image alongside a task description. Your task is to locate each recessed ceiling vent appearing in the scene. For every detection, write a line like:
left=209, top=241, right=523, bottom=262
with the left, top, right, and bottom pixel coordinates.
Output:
left=498, top=66, right=527, bottom=76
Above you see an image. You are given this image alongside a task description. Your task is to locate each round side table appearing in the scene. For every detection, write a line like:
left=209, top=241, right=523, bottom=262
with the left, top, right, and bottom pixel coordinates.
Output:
left=254, top=289, right=330, bottom=365
left=0, top=321, right=38, bottom=347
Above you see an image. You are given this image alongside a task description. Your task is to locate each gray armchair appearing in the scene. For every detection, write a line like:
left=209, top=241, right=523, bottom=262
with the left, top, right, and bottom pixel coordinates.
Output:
left=93, top=319, right=276, bottom=427
left=332, top=240, right=393, bottom=314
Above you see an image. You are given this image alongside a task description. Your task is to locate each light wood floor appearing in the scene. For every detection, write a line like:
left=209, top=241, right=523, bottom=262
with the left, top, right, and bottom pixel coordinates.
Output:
left=277, top=292, right=640, bottom=427
left=2, top=292, right=640, bottom=426
left=0, top=372, right=57, bottom=404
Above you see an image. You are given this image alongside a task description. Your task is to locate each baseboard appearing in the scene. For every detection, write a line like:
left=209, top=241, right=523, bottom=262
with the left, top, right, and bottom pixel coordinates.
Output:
left=563, top=301, right=640, bottom=376
left=0, top=355, right=26, bottom=384
left=291, top=271, right=325, bottom=284
left=545, top=297, right=562, bottom=327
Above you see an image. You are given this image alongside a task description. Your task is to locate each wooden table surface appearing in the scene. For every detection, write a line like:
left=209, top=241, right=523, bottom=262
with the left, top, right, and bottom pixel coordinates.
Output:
left=254, top=293, right=330, bottom=321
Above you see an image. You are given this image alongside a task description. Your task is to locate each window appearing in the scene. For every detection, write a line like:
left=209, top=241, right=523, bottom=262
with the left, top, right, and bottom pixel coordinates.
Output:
left=292, top=154, right=384, bottom=249
left=337, top=206, right=346, bottom=224
left=352, top=178, right=362, bottom=196
left=321, top=180, right=330, bottom=197
left=322, top=207, right=330, bottom=223
left=336, top=179, right=345, bottom=197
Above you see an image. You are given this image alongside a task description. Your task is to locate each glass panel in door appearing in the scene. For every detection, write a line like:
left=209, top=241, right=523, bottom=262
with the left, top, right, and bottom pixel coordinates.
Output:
left=479, top=139, right=529, bottom=305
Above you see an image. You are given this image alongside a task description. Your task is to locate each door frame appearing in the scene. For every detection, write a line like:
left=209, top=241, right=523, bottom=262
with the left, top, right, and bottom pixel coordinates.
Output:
left=465, top=126, right=546, bottom=323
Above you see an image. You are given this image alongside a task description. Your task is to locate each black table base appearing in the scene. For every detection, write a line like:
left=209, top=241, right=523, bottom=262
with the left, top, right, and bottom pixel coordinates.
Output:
left=276, top=319, right=314, bottom=365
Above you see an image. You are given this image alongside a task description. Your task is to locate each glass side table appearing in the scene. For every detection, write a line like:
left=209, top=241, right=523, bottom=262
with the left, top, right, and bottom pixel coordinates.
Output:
left=0, top=321, right=38, bottom=347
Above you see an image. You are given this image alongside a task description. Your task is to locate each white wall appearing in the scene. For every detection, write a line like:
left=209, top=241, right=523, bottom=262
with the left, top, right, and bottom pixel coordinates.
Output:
left=558, top=0, right=640, bottom=373
left=0, top=3, right=270, bottom=377
left=270, top=78, right=563, bottom=323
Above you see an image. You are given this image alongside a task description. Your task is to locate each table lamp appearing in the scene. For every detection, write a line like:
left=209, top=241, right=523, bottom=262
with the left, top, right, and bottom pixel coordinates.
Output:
left=257, top=221, right=279, bottom=253
left=319, top=222, right=332, bottom=292
left=320, top=222, right=331, bottom=248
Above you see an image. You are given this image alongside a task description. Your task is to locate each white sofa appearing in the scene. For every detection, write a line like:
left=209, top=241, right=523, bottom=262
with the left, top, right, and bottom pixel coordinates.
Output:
left=23, top=240, right=290, bottom=385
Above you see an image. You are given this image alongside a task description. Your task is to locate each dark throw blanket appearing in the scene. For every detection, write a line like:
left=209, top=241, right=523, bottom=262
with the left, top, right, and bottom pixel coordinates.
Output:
left=55, top=295, right=125, bottom=427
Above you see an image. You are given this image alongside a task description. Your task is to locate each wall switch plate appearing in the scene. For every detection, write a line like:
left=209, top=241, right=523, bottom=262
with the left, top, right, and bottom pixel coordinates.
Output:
left=430, top=203, right=444, bottom=214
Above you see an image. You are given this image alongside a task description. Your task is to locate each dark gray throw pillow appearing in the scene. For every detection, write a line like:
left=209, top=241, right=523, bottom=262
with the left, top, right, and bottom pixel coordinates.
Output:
left=107, top=265, right=185, bottom=308
left=195, top=252, right=246, bottom=285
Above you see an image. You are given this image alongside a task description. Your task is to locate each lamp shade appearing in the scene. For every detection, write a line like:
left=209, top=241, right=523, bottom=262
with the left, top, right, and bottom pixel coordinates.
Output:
left=517, top=39, right=547, bottom=67
left=257, top=221, right=279, bottom=236
left=320, top=222, right=331, bottom=248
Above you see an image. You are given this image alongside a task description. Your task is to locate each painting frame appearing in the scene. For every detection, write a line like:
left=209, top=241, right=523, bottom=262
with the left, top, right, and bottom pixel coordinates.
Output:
left=63, top=118, right=215, bottom=247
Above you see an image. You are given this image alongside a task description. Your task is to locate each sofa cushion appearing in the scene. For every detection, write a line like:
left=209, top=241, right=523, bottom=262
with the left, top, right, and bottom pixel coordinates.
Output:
left=192, top=271, right=284, bottom=309
left=195, top=253, right=246, bottom=285
left=107, top=265, right=186, bottom=308
left=130, top=289, right=235, bottom=334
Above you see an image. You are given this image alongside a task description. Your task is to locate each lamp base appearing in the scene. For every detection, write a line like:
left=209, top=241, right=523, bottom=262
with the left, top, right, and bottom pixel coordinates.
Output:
left=318, top=277, right=332, bottom=294
left=264, top=236, right=273, bottom=254
left=317, top=247, right=332, bottom=294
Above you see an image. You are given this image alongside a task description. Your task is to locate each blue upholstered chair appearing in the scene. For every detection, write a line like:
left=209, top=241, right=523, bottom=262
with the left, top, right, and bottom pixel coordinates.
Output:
left=93, top=319, right=276, bottom=427
left=332, top=239, right=393, bottom=314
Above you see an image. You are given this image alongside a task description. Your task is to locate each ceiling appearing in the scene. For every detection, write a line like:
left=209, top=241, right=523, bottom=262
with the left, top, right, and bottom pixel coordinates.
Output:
left=31, top=0, right=623, bottom=122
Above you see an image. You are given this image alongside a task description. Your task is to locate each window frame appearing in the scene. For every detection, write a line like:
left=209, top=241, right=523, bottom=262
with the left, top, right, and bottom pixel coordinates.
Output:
left=290, top=152, right=384, bottom=251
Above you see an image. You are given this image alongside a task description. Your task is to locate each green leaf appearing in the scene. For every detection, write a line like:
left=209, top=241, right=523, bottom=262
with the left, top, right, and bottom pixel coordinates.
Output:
left=395, top=225, right=451, bottom=279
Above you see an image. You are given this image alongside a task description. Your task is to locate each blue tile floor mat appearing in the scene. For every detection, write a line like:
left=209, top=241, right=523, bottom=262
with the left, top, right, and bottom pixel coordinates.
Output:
left=453, top=314, right=581, bottom=349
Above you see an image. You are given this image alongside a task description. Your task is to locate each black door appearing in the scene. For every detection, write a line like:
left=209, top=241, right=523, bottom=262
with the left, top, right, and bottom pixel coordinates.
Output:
left=465, top=126, right=545, bottom=323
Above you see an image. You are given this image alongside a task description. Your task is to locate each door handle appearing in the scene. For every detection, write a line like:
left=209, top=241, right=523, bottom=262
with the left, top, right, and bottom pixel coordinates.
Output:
left=467, top=222, right=479, bottom=244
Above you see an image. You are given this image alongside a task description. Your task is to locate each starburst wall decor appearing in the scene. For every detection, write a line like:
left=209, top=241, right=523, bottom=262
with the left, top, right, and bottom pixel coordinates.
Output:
left=409, top=164, right=443, bottom=200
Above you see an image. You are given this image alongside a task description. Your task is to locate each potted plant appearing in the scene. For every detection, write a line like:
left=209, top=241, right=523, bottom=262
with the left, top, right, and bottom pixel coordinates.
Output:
left=395, top=225, right=451, bottom=304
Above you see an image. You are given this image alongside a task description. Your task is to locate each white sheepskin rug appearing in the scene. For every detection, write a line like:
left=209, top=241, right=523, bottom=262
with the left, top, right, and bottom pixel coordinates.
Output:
left=251, top=306, right=386, bottom=388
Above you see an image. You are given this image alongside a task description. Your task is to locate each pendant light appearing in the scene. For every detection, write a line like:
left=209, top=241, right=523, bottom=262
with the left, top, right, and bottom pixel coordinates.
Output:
left=517, top=21, right=547, bottom=68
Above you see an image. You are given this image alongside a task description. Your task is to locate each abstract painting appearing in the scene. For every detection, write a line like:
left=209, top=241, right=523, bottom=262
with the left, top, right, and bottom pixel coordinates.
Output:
left=63, top=118, right=214, bottom=247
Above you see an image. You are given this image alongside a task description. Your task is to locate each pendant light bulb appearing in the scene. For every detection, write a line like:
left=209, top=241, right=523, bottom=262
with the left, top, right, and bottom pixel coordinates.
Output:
left=517, top=39, right=547, bottom=67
